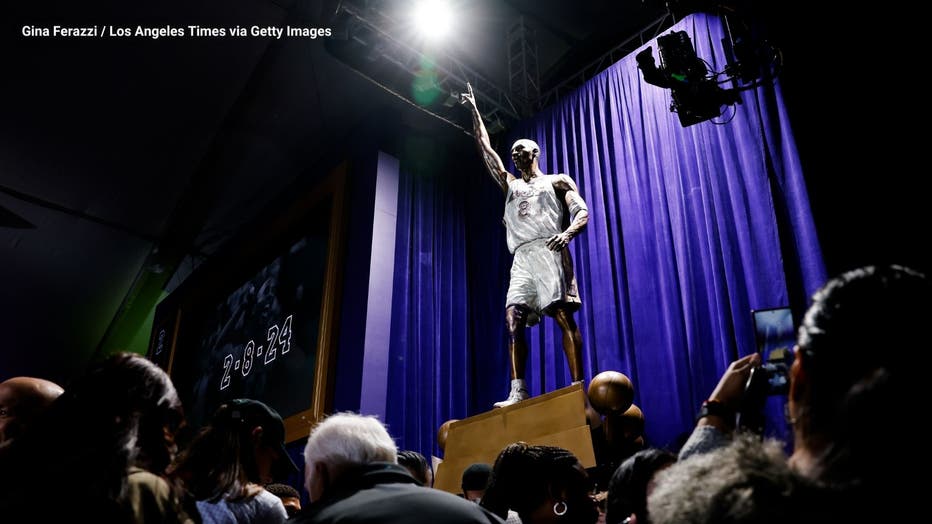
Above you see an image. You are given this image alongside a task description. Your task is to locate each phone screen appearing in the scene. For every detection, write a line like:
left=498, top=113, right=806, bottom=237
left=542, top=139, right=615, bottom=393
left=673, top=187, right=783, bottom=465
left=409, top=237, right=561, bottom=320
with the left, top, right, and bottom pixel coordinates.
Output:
left=751, top=307, right=794, bottom=393
left=752, top=307, right=795, bottom=358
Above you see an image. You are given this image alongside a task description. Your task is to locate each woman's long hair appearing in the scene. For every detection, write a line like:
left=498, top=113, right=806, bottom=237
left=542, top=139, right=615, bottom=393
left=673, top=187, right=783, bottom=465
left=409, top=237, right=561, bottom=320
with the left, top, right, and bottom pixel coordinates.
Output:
left=170, top=401, right=262, bottom=502
left=2, top=352, right=185, bottom=519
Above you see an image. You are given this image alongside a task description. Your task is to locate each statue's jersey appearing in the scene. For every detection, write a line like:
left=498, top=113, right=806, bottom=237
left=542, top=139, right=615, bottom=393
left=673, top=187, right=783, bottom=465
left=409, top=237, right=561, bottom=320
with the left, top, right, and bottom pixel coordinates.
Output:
left=501, top=173, right=584, bottom=325
left=504, top=174, right=566, bottom=254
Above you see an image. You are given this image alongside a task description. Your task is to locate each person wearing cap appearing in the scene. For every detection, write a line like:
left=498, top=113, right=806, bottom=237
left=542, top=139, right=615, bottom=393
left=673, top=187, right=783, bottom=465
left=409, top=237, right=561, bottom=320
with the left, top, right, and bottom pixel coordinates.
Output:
left=462, top=462, right=524, bottom=524
left=170, top=398, right=299, bottom=523
left=461, top=463, right=492, bottom=502
left=294, top=412, right=503, bottom=524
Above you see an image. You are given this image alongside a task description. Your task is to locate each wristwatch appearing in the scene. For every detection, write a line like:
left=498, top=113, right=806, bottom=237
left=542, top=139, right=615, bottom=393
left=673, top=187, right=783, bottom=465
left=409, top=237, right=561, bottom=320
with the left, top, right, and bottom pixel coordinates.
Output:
left=696, top=399, right=734, bottom=423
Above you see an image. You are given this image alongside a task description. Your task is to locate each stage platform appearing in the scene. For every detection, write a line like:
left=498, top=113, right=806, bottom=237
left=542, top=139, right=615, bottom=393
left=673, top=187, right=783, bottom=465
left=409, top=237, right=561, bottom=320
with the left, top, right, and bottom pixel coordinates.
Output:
left=433, top=382, right=596, bottom=494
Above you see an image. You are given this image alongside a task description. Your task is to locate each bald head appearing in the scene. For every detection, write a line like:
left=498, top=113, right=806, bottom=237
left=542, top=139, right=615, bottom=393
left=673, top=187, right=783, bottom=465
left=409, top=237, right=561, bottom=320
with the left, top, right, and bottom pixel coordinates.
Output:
left=510, top=138, right=540, bottom=153
left=0, top=377, right=64, bottom=446
left=510, top=139, right=541, bottom=175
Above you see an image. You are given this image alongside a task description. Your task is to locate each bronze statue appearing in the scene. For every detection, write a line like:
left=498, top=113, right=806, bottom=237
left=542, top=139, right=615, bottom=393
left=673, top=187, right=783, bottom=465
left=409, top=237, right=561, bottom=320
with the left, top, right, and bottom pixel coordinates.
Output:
left=461, top=83, right=590, bottom=408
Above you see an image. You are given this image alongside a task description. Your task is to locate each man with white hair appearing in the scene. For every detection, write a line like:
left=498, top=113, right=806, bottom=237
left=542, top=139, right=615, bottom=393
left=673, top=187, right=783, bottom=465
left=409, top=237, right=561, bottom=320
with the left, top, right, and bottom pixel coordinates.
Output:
left=294, top=412, right=502, bottom=523
left=462, top=83, right=590, bottom=408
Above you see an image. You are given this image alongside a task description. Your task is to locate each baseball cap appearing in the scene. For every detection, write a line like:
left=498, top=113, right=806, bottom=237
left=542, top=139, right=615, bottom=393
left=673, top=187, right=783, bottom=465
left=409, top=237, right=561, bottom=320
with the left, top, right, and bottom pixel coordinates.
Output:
left=461, top=463, right=492, bottom=491
left=224, top=398, right=300, bottom=476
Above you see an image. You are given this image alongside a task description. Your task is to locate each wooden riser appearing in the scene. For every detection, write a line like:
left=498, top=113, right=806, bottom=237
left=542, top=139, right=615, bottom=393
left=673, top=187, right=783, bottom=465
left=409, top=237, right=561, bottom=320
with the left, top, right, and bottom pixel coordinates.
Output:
left=434, top=382, right=596, bottom=494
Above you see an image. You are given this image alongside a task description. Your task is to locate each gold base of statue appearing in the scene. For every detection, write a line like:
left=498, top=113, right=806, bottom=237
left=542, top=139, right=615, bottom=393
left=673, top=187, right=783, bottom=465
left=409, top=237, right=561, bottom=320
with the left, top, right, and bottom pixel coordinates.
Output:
left=433, top=382, right=596, bottom=494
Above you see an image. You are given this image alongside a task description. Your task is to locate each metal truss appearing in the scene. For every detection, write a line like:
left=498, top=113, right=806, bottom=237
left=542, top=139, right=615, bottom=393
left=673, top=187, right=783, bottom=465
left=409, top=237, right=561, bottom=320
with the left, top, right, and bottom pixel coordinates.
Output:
left=534, top=14, right=673, bottom=111
left=330, top=3, right=672, bottom=133
left=336, top=2, right=523, bottom=127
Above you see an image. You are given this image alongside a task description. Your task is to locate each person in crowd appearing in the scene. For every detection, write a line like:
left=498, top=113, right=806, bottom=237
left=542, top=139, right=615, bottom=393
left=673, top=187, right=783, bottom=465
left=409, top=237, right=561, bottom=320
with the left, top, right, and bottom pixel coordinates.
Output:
left=0, top=352, right=195, bottom=522
left=170, top=398, right=297, bottom=523
left=604, top=448, right=675, bottom=524
left=397, top=449, right=433, bottom=487
left=650, top=435, right=826, bottom=524
left=293, top=412, right=503, bottom=523
left=461, top=463, right=493, bottom=502
left=481, top=442, right=599, bottom=524
left=647, top=265, right=928, bottom=523
left=0, top=376, right=63, bottom=452
left=265, top=483, right=302, bottom=518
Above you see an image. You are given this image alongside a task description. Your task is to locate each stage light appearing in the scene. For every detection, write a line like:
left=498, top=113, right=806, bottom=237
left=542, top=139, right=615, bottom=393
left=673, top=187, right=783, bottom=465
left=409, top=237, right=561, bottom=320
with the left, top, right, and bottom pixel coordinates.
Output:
left=412, top=0, right=452, bottom=41
left=636, top=31, right=742, bottom=127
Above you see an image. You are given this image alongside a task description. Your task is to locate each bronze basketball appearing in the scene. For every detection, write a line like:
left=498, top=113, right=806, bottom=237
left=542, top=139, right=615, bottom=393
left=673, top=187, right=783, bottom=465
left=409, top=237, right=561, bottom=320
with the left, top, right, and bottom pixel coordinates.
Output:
left=437, top=419, right=459, bottom=452
left=603, top=403, right=645, bottom=445
left=587, top=371, right=634, bottom=415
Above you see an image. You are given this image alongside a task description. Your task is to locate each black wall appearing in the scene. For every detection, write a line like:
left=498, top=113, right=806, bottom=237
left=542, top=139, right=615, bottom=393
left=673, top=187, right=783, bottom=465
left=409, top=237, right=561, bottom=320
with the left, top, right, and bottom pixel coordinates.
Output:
left=761, top=6, right=930, bottom=277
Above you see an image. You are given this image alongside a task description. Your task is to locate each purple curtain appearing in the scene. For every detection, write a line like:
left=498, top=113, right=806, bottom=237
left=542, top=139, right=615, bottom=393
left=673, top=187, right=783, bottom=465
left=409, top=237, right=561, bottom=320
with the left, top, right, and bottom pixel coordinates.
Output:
left=387, top=12, right=825, bottom=457
left=384, top=166, right=462, bottom=454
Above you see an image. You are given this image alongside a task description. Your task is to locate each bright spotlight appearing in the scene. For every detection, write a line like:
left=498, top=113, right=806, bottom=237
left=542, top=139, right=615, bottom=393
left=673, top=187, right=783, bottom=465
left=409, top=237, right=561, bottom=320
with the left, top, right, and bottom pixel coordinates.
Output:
left=412, top=0, right=451, bottom=41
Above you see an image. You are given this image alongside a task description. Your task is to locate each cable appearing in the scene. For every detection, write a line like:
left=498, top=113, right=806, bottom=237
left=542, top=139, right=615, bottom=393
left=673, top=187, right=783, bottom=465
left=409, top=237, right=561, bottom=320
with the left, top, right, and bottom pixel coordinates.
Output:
left=0, top=182, right=160, bottom=242
left=337, top=59, right=474, bottom=136
left=710, top=101, right=738, bottom=125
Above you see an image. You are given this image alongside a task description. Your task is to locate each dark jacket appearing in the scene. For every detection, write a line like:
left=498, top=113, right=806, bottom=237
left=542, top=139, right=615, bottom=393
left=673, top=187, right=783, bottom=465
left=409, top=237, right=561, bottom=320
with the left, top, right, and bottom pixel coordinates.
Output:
left=291, top=462, right=503, bottom=524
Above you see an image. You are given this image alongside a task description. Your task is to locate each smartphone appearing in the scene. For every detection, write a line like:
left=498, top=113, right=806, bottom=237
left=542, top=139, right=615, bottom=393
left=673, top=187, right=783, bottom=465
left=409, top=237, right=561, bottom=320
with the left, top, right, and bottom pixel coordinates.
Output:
left=750, top=307, right=795, bottom=395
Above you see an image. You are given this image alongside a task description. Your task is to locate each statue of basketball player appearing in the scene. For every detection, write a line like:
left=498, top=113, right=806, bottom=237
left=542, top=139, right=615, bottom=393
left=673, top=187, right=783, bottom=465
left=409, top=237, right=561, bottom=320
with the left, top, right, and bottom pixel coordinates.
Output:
left=461, top=83, right=590, bottom=408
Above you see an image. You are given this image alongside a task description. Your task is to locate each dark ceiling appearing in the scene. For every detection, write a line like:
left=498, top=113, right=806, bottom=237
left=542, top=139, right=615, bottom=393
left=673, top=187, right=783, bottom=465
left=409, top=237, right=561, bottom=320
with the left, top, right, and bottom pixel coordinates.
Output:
left=2, top=0, right=928, bottom=383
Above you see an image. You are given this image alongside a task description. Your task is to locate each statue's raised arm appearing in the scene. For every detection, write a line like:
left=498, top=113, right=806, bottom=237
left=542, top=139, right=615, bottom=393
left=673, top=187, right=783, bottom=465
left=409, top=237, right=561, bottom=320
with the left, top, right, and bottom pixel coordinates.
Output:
left=461, top=82, right=514, bottom=194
